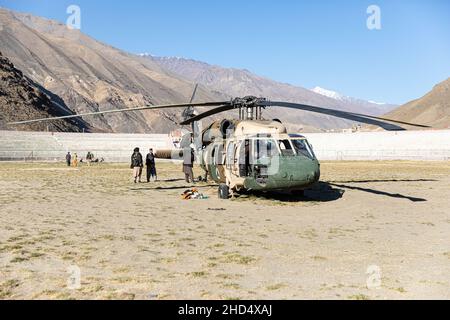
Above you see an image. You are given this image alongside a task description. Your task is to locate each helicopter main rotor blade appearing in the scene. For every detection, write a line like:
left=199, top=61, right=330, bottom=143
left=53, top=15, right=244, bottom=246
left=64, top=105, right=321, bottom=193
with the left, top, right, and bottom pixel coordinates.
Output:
left=179, top=104, right=235, bottom=125
left=260, top=101, right=430, bottom=130
left=181, top=101, right=405, bottom=130
left=8, top=101, right=230, bottom=126
left=189, top=83, right=199, bottom=104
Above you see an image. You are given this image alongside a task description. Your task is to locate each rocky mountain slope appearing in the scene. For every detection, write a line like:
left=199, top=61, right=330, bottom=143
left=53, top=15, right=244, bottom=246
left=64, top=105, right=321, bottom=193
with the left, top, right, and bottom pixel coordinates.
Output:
left=0, top=8, right=224, bottom=133
left=0, top=52, right=85, bottom=132
left=0, top=7, right=416, bottom=133
left=381, top=78, right=450, bottom=130
left=150, top=56, right=398, bottom=131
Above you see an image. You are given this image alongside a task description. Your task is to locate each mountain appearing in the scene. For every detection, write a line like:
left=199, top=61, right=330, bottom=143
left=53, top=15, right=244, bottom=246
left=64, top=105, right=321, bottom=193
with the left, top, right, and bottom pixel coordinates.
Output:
left=0, top=7, right=400, bottom=134
left=311, top=87, right=345, bottom=100
left=0, top=8, right=223, bottom=133
left=150, top=56, right=397, bottom=131
left=381, top=78, right=450, bottom=130
left=0, top=52, right=84, bottom=132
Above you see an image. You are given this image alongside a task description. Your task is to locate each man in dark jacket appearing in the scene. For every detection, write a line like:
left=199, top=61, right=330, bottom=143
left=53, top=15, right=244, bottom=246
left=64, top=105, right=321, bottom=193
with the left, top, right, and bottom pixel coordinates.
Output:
left=183, top=146, right=195, bottom=183
left=86, top=152, right=95, bottom=166
left=66, top=152, right=71, bottom=167
left=146, top=148, right=157, bottom=182
left=130, top=147, right=143, bottom=183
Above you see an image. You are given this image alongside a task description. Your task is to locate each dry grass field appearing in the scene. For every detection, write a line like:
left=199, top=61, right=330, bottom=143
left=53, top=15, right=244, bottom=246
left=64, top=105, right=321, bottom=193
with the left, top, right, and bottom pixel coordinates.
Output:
left=0, top=160, right=449, bottom=300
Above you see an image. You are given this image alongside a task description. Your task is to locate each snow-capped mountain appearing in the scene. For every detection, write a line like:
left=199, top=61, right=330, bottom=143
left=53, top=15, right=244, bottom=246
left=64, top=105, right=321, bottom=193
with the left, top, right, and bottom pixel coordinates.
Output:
left=137, top=53, right=154, bottom=57
left=150, top=55, right=398, bottom=129
left=311, top=87, right=346, bottom=101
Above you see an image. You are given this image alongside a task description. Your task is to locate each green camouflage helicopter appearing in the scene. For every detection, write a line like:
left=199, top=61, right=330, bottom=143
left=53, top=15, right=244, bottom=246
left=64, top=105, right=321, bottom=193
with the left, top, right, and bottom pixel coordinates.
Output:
left=11, top=89, right=428, bottom=199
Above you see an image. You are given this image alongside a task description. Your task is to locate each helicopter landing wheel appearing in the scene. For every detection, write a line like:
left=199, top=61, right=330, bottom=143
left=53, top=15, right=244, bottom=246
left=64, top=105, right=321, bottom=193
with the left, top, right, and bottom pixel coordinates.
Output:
left=218, top=183, right=230, bottom=199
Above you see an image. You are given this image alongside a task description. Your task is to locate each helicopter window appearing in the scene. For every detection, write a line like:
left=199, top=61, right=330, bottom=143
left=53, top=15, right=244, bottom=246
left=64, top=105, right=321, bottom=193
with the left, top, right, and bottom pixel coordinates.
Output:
left=238, top=140, right=251, bottom=177
left=255, top=139, right=279, bottom=159
left=291, top=139, right=315, bottom=159
left=278, top=140, right=295, bottom=156
left=215, top=144, right=224, bottom=164
left=227, top=142, right=234, bottom=163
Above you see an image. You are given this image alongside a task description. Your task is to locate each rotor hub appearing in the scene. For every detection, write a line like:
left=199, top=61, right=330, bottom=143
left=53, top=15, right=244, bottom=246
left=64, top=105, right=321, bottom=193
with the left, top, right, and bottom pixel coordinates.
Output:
left=232, top=96, right=266, bottom=120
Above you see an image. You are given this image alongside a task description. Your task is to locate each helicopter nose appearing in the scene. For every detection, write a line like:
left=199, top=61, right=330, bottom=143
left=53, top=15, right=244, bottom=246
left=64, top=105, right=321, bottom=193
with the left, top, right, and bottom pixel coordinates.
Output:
left=272, top=157, right=320, bottom=184
left=289, top=166, right=320, bottom=183
left=308, top=167, right=320, bottom=182
left=305, top=166, right=320, bottom=183
left=312, top=167, right=320, bottom=181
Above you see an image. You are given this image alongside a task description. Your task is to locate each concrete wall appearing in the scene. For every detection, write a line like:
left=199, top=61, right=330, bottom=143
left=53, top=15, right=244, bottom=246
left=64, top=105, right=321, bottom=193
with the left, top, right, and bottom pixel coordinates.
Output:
left=1, top=130, right=449, bottom=162
left=0, top=131, right=173, bottom=162
left=303, top=130, right=450, bottom=161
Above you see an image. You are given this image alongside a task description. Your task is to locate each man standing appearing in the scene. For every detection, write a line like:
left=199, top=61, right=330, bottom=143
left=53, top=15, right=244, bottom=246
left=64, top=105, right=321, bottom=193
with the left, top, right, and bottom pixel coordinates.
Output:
left=183, top=146, right=195, bottom=183
left=86, top=152, right=93, bottom=166
left=130, top=147, right=143, bottom=183
left=72, top=153, right=78, bottom=167
left=66, top=152, right=71, bottom=167
left=146, top=148, right=157, bottom=182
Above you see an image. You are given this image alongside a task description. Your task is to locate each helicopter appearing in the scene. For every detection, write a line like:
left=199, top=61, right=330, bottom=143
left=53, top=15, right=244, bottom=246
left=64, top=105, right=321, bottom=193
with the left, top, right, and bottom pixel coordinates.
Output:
left=10, top=90, right=429, bottom=199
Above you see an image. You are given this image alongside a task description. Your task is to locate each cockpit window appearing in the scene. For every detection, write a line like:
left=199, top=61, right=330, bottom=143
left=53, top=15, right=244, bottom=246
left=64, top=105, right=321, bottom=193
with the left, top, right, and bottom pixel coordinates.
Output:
left=291, top=139, right=315, bottom=159
left=278, top=140, right=295, bottom=156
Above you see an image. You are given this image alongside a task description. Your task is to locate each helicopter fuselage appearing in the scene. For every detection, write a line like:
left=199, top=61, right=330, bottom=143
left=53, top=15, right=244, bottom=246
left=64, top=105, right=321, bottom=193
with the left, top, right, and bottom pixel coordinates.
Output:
left=198, top=120, right=321, bottom=194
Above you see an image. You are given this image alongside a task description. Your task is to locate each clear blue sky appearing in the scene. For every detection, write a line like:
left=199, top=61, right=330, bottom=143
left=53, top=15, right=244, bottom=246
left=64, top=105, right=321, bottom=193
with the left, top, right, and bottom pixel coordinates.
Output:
left=1, top=0, right=449, bottom=104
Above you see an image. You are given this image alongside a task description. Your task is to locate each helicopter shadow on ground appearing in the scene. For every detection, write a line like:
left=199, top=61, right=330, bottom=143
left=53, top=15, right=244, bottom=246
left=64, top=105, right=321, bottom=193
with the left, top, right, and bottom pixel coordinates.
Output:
left=234, top=182, right=346, bottom=203
left=328, top=182, right=428, bottom=202
left=131, top=179, right=429, bottom=202
left=130, top=182, right=217, bottom=191
left=234, top=178, right=430, bottom=203
left=330, top=179, right=437, bottom=184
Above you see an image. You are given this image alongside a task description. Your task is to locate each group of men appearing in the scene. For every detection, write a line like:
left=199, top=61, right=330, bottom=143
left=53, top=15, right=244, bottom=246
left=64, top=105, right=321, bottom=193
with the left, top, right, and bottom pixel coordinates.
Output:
left=65, top=147, right=195, bottom=183
left=130, top=148, right=157, bottom=183
left=130, top=147, right=196, bottom=184
left=65, top=152, right=78, bottom=167
left=65, top=151, right=102, bottom=167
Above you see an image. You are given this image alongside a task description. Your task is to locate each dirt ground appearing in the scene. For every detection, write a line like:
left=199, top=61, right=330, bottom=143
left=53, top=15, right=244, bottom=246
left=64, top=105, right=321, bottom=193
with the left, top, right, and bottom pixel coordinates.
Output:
left=0, top=160, right=449, bottom=300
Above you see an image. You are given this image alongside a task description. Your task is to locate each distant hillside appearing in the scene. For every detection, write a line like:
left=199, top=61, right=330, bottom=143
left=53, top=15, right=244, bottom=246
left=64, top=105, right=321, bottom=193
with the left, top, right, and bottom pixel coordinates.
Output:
left=0, top=52, right=84, bottom=132
left=0, top=7, right=403, bottom=133
left=150, top=56, right=397, bottom=131
left=382, top=78, right=450, bottom=130
left=0, top=8, right=223, bottom=133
